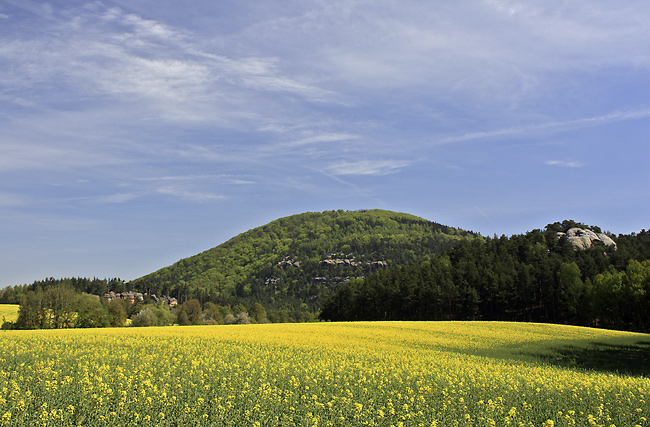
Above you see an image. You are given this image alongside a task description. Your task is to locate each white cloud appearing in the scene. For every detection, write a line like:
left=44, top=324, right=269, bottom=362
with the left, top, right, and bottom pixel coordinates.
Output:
left=546, top=160, right=585, bottom=168
left=0, top=3, right=340, bottom=126
left=273, top=133, right=361, bottom=149
left=142, top=174, right=256, bottom=185
left=155, top=185, right=227, bottom=202
left=325, top=159, right=410, bottom=176
left=224, top=0, right=650, bottom=109
left=95, top=193, right=143, bottom=204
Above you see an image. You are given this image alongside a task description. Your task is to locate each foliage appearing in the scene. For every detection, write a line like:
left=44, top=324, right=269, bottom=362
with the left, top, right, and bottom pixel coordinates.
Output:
left=107, top=300, right=127, bottom=327
left=248, top=302, right=267, bottom=324
left=202, top=302, right=224, bottom=325
left=21, top=277, right=129, bottom=296
left=0, top=287, right=28, bottom=305
left=130, top=308, right=159, bottom=327
left=176, top=299, right=203, bottom=325
left=74, top=294, right=110, bottom=328
left=12, top=284, right=175, bottom=330
left=0, top=322, right=648, bottom=426
left=224, top=312, right=251, bottom=325
left=130, top=305, right=175, bottom=327
left=320, top=223, right=650, bottom=332
left=131, top=209, right=476, bottom=310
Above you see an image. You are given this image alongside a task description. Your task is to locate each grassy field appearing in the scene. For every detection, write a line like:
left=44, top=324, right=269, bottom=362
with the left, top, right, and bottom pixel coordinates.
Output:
left=0, top=321, right=649, bottom=426
left=0, top=305, right=18, bottom=325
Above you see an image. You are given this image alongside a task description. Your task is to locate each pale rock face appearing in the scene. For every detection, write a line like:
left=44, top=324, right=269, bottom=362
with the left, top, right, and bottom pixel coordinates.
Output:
left=556, top=228, right=617, bottom=250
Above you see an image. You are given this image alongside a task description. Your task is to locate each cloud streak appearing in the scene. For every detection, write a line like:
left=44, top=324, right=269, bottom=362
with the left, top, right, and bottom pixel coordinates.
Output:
left=546, top=160, right=585, bottom=168
left=155, top=185, right=227, bottom=203
left=436, top=108, right=650, bottom=145
left=325, top=160, right=410, bottom=176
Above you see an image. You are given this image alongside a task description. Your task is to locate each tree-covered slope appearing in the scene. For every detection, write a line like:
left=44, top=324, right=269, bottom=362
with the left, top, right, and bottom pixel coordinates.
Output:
left=320, top=220, right=650, bottom=332
left=131, top=209, right=477, bottom=308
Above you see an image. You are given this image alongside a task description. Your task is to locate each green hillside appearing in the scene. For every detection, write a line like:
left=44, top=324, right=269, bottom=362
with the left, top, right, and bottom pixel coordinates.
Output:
left=132, top=209, right=477, bottom=309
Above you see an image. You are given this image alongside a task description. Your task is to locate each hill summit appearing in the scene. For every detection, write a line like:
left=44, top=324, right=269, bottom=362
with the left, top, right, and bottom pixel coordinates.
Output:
left=132, top=209, right=477, bottom=309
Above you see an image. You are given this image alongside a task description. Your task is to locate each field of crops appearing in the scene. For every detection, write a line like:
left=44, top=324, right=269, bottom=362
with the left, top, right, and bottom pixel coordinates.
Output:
left=1, top=322, right=649, bottom=426
left=0, top=305, right=18, bottom=325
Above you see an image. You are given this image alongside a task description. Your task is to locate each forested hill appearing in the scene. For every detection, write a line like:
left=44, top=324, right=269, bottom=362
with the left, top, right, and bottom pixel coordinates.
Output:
left=320, top=221, right=650, bottom=332
left=131, top=209, right=477, bottom=308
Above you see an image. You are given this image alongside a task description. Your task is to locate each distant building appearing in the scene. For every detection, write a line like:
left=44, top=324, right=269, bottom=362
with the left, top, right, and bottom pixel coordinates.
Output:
left=102, top=291, right=178, bottom=307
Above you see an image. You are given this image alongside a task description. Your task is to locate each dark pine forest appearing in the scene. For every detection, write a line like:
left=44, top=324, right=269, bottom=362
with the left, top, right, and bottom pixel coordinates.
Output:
left=320, top=220, right=650, bottom=333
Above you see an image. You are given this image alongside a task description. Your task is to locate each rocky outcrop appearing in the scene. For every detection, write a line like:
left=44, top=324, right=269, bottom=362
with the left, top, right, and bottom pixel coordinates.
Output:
left=103, top=291, right=178, bottom=307
left=277, top=257, right=301, bottom=268
left=103, top=291, right=144, bottom=302
left=319, top=253, right=387, bottom=268
left=557, top=228, right=617, bottom=250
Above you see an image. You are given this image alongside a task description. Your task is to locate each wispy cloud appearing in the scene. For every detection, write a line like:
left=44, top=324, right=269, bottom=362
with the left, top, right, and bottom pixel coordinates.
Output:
left=142, top=174, right=257, bottom=186
left=546, top=160, right=585, bottom=168
left=95, top=193, right=143, bottom=204
left=437, top=108, right=650, bottom=145
left=292, top=133, right=360, bottom=147
left=325, top=159, right=410, bottom=176
left=0, top=193, right=25, bottom=207
left=0, top=3, right=341, bottom=125
left=155, top=185, right=227, bottom=203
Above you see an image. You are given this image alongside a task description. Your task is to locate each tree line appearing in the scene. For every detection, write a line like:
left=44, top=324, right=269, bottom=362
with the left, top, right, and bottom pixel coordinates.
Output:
left=319, top=221, right=650, bottom=332
left=2, top=279, right=317, bottom=330
left=0, top=277, right=130, bottom=305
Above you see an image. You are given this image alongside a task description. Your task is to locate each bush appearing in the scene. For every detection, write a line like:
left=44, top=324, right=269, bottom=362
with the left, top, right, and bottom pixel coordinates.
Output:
left=131, top=308, right=158, bottom=327
left=224, top=312, right=251, bottom=325
left=151, top=305, right=175, bottom=326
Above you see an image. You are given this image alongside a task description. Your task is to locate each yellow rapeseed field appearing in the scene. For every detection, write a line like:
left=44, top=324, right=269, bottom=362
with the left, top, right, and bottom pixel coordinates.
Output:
left=0, top=306, right=18, bottom=325
left=0, top=321, right=648, bottom=426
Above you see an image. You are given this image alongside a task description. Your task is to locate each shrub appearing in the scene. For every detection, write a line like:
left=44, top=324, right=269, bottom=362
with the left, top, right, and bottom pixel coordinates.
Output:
left=131, top=308, right=158, bottom=327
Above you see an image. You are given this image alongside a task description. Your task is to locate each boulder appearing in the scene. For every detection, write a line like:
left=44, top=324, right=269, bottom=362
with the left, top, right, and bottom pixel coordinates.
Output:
left=557, top=228, right=617, bottom=250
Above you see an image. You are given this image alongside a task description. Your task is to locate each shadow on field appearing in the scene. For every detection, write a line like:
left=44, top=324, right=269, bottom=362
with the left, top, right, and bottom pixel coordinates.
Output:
left=540, top=340, right=650, bottom=377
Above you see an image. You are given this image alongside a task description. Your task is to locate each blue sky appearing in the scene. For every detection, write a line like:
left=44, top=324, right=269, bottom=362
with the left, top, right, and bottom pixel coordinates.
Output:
left=2, top=0, right=650, bottom=287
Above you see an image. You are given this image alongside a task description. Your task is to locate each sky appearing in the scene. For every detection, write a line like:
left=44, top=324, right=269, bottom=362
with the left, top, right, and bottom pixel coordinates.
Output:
left=1, top=0, right=650, bottom=287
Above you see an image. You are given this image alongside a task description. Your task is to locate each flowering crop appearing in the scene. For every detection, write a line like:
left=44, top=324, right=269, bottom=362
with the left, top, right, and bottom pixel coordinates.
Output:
left=0, top=306, right=18, bottom=324
left=0, top=322, right=648, bottom=426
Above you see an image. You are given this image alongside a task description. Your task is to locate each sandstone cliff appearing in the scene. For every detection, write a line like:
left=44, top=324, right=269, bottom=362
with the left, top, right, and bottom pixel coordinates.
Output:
left=557, top=228, right=617, bottom=250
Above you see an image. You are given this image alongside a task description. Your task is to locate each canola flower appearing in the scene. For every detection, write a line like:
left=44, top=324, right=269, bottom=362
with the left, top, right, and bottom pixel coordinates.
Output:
left=0, top=321, right=648, bottom=426
left=0, top=305, right=18, bottom=325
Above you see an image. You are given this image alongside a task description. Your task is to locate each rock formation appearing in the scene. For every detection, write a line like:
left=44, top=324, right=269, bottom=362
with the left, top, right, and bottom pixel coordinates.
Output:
left=556, top=228, right=617, bottom=250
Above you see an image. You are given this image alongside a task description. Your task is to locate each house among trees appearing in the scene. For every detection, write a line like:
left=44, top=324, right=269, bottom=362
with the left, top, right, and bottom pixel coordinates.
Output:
left=103, top=291, right=144, bottom=303
left=149, top=294, right=179, bottom=307
left=102, top=291, right=178, bottom=307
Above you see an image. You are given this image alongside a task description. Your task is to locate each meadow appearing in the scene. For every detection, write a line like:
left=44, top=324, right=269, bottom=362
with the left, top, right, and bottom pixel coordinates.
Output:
left=0, top=321, right=648, bottom=426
